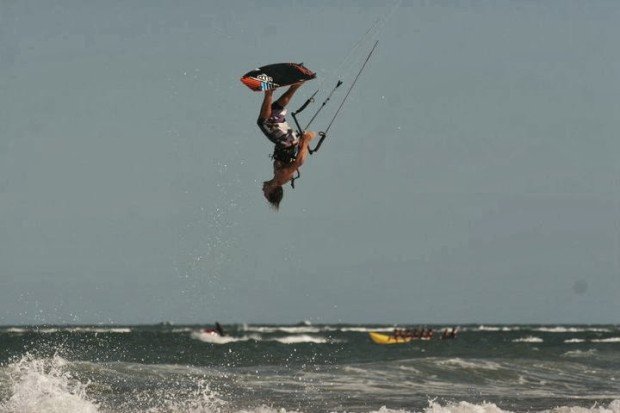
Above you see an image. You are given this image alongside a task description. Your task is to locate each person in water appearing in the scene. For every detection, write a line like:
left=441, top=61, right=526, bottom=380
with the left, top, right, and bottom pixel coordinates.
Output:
left=441, top=327, right=457, bottom=339
left=257, top=83, right=316, bottom=209
left=203, top=322, right=226, bottom=336
left=214, top=322, right=226, bottom=336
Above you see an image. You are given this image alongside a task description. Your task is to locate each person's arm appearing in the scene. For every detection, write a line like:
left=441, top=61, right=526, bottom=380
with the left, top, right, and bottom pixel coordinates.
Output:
left=258, top=89, right=273, bottom=120
left=274, top=82, right=303, bottom=108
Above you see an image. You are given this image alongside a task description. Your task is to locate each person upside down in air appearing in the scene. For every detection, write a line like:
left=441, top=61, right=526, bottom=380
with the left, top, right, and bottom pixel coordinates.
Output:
left=257, top=83, right=316, bottom=209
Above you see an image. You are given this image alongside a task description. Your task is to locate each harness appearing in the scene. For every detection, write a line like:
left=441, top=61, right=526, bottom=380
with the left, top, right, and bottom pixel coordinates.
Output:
left=271, top=143, right=301, bottom=188
left=271, top=143, right=298, bottom=164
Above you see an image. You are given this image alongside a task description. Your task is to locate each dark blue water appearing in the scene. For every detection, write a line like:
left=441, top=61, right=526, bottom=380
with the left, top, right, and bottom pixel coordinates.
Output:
left=1, top=324, right=619, bottom=412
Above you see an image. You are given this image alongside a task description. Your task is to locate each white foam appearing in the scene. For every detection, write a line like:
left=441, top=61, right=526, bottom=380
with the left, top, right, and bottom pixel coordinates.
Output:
left=512, top=336, right=544, bottom=343
left=237, top=407, right=304, bottom=413
left=535, top=327, right=611, bottom=333
left=564, top=338, right=586, bottom=343
left=368, top=407, right=411, bottom=413
left=271, top=334, right=328, bottom=344
left=501, top=327, right=520, bottom=332
left=4, top=327, right=27, bottom=333
left=423, top=401, right=509, bottom=413
left=2, top=327, right=132, bottom=334
left=340, top=326, right=396, bottom=333
left=272, top=326, right=323, bottom=333
left=37, top=328, right=60, bottom=334
left=548, top=400, right=620, bottom=413
left=171, top=327, right=193, bottom=333
left=190, top=331, right=330, bottom=344
left=65, top=327, right=132, bottom=334
left=190, top=330, right=252, bottom=344
left=476, top=325, right=520, bottom=332
left=145, top=377, right=225, bottom=412
left=242, top=325, right=324, bottom=333
left=398, top=365, right=422, bottom=374
left=0, top=354, right=100, bottom=413
left=122, top=399, right=620, bottom=413
left=591, top=337, right=620, bottom=343
left=437, top=358, right=501, bottom=370
left=562, top=349, right=597, bottom=358
left=477, top=325, right=501, bottom=331
left=363, top=400, right=620, bottom=413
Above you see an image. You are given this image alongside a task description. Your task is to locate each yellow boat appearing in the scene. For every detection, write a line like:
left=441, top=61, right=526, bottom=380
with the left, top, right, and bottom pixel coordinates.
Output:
left=369, top=331, right=413, bottom=345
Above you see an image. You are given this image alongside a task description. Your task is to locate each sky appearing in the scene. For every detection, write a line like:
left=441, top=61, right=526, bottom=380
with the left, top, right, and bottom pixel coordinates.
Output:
left=1, top=0, right=619, bottom=325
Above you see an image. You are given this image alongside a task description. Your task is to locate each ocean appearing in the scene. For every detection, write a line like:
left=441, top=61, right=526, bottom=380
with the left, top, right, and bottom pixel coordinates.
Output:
left=0, top=324, right=619, bottom=413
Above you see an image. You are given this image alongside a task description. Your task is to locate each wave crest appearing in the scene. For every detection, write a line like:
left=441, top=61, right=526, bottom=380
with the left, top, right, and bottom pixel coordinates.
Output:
left=0, top=354, right=99, bottom=413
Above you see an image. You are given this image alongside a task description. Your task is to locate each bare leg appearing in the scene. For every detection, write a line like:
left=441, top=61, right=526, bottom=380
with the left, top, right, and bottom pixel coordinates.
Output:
left=275, top=83, right=303, bottom=108
left=302, top=131, right=316, bottom=140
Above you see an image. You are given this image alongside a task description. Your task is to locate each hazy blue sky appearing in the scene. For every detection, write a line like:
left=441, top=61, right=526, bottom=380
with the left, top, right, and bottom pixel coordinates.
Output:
left=1, top=1, right=618, bottom=325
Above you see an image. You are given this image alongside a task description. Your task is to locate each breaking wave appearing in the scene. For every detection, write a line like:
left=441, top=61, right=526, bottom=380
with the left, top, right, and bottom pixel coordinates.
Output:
left=512, top=336, right=544, bottom=343
left=417, top=400, right=620, bottom=413
left=1, top=354, right=619, bottom=413
left=190, top=330, right=255, bottom=344
left=0, top=327, right=132, bottom=334
left=241, top=325, right=325, bottom=334
left=271, top=334, right=329, bottom=344
left=232, top=401, right=620, bottom=413
left=0, top=354, right=99, bottom=413
left=436, top=358, right=501, bottom=370
left=591, top=337, right=620, bottom=343
left=189, top=331, right=331, bottom=345
left=0, top=355, right=225, bottom=413
left=562, top=349, right=597, bottom=358
left=475, top=325, right=521, bottom=332
left=534, top=327, right=612, bottom=333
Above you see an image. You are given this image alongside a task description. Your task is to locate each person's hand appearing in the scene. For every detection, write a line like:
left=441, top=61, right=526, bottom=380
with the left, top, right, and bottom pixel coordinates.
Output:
left=265, top=89, right=274, bottom=96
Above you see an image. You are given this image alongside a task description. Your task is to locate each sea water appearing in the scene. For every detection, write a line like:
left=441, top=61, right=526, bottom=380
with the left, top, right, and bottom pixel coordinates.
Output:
left=1, top=324, right=619, bottom=412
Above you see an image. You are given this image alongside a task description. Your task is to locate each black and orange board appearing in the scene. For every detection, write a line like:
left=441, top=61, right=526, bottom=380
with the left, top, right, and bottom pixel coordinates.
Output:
left=241, top=63, right=316, bottom=92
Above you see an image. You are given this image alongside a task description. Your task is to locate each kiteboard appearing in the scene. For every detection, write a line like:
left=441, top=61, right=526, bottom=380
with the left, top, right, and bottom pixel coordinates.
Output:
left=241, top=63, right=316, bottom=92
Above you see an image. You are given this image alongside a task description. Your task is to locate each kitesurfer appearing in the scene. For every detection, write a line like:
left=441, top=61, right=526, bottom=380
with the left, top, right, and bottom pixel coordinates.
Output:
left=257, top=83, right=316, bottom=209
left=215, top=322, right=226, bottom=336
left=203, top=322, right=226, bottom=336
